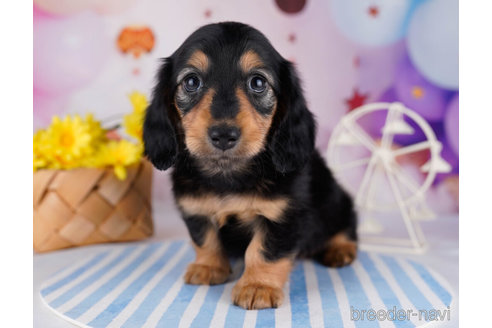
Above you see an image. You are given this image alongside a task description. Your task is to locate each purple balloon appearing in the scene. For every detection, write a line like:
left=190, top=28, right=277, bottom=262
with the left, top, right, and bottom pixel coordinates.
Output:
left=394, top=56, right=448, bottom=122
left=392, top=119, right=446, bottom=148
left=440, top=138, right=459, bottom=173
left=379, top=87, right=398, bottom=103
left=357, top=87, right=423, bottom=146
left=444, top=93, right=459, bottom=156
left=359, top=87, right=446, bottom=148
left=392, top=118, right=428, bottom=147
left=434, top=126, right=459, bottom=184
left=33, top=6, right=110, bottom=94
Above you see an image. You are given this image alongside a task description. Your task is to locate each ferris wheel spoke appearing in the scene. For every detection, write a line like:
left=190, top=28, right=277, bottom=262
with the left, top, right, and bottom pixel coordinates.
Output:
left=380, top=106, right=398, bottom=149
left=343, top=119, right=377, bottom=151
left=384, top=165, right=421, bottom=248
left=392, top=141, right=432, bottom=158
left=333, top=157, right=371, bottom=171
left=387, top=163, right=420, bottom=195
left=354, top=156, right=378, bottom=206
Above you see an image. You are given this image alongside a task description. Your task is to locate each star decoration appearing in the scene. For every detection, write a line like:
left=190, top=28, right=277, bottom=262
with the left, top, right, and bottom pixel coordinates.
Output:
left=132, top=67, right=140, bottom=76
left=345, top=88, right=369, bottom=111
left=288, top=33, right=297, bottom=43
left=368, top=6, right=379, bottom=18
left=204, top=9, right=212, bottom=18
left=411, top=86, right=425, bottom=99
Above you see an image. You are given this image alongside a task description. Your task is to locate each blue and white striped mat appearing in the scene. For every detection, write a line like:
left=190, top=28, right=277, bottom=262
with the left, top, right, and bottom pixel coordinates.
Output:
left=40, top=241, right=453, bottom=328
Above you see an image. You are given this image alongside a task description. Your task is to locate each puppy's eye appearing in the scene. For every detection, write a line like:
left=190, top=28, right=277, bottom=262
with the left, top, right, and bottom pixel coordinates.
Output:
left=183, top=74, right=201, bottom=92
left=249, top=75, right=267, bottom=93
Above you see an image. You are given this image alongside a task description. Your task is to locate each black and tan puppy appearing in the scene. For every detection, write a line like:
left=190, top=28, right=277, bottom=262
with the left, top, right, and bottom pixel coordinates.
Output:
left=143, top=22, right=357, bottom=310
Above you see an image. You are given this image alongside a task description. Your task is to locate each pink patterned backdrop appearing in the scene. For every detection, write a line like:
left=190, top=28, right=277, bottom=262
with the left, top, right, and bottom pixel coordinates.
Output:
left=33, top=0, right=458, bottom=213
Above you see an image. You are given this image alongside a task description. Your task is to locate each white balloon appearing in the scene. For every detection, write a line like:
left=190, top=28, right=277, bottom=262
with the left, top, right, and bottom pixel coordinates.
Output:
left=330, top=0, right=414, bottom=46
left=407, top=0, right=459, bottom=89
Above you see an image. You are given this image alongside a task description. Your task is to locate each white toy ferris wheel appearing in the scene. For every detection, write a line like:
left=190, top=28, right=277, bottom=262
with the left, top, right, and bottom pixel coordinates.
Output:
left=326, top=102, right=451, bottom=254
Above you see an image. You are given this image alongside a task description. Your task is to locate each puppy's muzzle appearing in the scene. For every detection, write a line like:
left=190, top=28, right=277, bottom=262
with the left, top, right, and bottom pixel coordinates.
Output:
left=208, top=124, right=241, bottom=151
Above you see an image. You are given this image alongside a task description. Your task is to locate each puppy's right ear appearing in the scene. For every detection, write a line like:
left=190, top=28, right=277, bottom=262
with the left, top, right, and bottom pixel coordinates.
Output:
left=143, top=58, right=178, bottom=170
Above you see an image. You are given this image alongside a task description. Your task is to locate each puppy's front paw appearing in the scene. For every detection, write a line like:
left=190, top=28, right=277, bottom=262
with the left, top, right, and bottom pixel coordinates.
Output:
left=232, top=283, right=284, bottom=310
left=184, top=263, right=230, bottom=285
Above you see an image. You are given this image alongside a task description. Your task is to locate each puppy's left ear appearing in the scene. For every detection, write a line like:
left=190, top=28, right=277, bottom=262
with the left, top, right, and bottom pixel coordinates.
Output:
left=269, top=60, right=316, bottom=173
left=143, top=58, right=178, bottom=170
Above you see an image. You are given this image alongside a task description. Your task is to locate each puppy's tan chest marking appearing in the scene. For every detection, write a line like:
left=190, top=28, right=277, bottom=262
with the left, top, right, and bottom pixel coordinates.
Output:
left=177, top=194, right=287, bottom=226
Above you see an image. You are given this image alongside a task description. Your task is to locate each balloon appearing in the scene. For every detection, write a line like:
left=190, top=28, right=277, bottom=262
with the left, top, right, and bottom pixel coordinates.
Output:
left=34, top=0, right=137, bottom=15
left=356, top=41, right=406, bottom=100
left=33, top=8, right=110, bottom=94
left=378, top=87, right=399, bottom=103
left=359, top=87, right=442, bottom=147
left=33, top=89, right=68, bottom=130
left=407, top=0, right=458, bottom=89
left=444, top=94, right=459, bottom=156
left=275, top=0, right=307, bottom=14
left=433, top=128, right=459, bottom=184
left=440, top=138, right=458, bottom=173
left=330, top=0, right=417, bottom=46
left=394, top=56, right=447, bottom=122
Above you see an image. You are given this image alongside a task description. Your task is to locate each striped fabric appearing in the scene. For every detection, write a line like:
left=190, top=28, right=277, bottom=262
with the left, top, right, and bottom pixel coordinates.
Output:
left=40, top=241, right=453, bottom=328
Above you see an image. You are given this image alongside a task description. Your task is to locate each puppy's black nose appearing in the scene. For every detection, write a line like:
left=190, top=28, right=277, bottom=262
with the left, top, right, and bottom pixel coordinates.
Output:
left=208, top=125, right=241, bottom=151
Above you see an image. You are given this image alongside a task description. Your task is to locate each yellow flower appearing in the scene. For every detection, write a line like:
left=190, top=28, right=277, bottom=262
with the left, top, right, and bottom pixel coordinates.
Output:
left=33, top=129, right=48, bottom=172
left=33, top=111, right=143, bottom=177
left=33, top=156, right=46, bottom=172
left=85, top=113, right=106, bottom=143
left=129, top=91, right=148, bottom=114
left=123, top=91, right=148, bottom=142
left=94, top=140, right=142, bottom=180
left=38, top=115, right=100, bottom=169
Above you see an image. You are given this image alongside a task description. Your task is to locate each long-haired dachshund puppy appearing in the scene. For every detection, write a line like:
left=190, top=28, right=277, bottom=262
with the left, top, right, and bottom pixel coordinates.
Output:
left=143, top=22, right=357, bottom=310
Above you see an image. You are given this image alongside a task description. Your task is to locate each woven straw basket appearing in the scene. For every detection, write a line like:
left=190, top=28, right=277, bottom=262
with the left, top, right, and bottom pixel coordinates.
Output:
left=33, top=159, right=153, bottom=253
